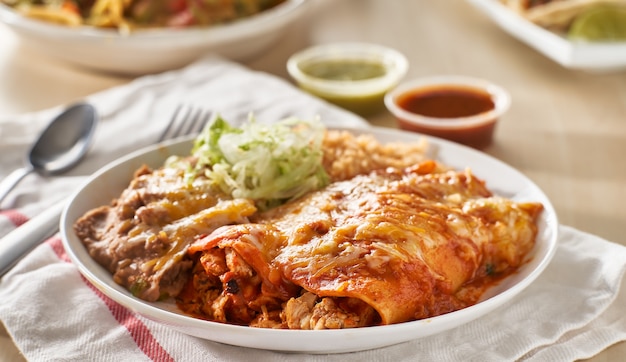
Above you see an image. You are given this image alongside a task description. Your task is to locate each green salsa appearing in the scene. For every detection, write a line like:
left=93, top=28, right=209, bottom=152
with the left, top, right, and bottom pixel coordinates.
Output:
left=294, top=58, right=393, bottom=116
left=299, top=83, right=387, bottom=116
left=300, top=59, right=387, bottom=81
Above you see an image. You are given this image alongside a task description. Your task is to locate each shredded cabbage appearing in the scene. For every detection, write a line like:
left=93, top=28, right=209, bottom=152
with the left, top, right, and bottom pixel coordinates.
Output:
left=188, top=115, right=329, bottom=210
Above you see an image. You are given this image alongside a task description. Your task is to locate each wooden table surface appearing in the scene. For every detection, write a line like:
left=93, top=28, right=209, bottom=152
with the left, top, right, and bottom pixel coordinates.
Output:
left=1, top=0, right=625, bottom=360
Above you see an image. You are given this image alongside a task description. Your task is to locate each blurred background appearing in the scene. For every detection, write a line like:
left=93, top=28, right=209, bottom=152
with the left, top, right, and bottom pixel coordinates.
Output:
left=1, top=0, right=626, bottom=360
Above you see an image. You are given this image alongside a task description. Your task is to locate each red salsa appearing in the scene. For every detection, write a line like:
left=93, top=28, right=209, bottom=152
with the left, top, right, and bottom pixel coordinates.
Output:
left=394, top=86, right=498, bottom=149
left=397, top=86, right=495, bottom=118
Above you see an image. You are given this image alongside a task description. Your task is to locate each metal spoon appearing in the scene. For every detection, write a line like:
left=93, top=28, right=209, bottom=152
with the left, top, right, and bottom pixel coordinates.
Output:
left=0, top=103, right=98, bottom=205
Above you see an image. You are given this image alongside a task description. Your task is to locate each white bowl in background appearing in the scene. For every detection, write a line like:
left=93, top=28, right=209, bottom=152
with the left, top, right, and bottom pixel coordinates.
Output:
left=0, top=0, right=308, bottom=75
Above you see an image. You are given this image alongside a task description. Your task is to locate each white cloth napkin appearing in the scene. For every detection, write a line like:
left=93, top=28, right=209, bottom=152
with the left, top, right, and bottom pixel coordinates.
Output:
left=1, top=57, right=625, bottom=362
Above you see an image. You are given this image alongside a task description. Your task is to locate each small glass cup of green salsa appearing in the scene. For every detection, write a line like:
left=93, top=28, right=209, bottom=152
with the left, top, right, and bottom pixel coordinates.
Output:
left=287, top=43, right=409, bottom=117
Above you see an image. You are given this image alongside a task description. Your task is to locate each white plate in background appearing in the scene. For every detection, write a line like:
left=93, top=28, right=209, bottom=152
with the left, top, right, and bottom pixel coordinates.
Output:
left=0, top=0, right=308, bottom=75
left=468, top=0, right=626, bottom=72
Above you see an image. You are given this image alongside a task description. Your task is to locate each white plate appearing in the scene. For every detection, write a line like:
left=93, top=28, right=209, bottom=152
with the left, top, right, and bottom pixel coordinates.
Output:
left=467, top=0, right=626, bottom=72
left=60, top=127, right=559, bottom=354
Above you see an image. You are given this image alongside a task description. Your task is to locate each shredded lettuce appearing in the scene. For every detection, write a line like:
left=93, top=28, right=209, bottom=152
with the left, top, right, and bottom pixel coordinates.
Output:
left=187, top=115, right=329, bottom=210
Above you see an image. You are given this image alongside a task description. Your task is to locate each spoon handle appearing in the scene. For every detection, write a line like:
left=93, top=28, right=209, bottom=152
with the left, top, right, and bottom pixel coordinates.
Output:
left=0, top=167, right=34, bottom=206
left=0, top=200, right=64, bottom=277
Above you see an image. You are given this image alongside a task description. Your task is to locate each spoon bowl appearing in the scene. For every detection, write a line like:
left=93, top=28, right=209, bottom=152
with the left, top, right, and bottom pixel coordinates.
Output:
left=29, top=103, right=97, bottom=175
left=0, top=103, right=97, bottom=205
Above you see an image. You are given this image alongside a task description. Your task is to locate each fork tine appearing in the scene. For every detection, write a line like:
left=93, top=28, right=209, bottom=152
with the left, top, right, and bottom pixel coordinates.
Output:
left=192, top=110, right=213, bottom=135
left=158, top=105, right=182, bottom=142
left=180, top=108, right=203, bottom=136
left=172, top=106, right=194, bottom=138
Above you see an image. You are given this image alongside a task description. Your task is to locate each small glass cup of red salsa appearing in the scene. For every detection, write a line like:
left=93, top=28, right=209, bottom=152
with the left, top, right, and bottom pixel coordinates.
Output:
left=384, top=76, right=511, bottom=149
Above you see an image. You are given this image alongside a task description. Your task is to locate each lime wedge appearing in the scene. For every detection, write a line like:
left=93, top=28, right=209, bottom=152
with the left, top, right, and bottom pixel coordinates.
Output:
left=568, top=6, right=626, bottom=41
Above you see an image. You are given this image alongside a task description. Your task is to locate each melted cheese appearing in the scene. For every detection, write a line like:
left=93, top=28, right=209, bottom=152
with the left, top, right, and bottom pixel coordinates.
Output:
left=185, top=165, right=542, bottom=327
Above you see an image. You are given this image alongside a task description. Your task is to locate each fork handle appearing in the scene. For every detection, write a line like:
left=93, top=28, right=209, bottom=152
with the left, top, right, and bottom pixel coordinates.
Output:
left=0, top=199, right=65, bottom=277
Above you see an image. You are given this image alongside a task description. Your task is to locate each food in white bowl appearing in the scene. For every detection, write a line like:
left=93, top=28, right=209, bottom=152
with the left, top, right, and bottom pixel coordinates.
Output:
left=61, top=116, right=557, bottom=352
left=1, top=0, right=288, bottom=32
left=68, top=115, right=555, bottom=338
left=500, top=0, right=626, bottom=41
left=0, top=0, right=308, bottom=74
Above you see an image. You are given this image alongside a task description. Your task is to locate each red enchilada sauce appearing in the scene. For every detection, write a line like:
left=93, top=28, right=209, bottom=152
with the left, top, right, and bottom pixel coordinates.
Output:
left=395, top=86, right=497, bottom=149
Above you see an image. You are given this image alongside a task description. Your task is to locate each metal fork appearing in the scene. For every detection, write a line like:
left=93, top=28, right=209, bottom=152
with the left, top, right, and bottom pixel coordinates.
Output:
left=0, top=105, right=212, bottom=277
left=158, top=105, right=213, bottom=142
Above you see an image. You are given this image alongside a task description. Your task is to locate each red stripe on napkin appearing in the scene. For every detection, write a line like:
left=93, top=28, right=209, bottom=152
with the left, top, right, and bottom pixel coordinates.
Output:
left=47, top=237, right=175, bottom=362
left=48, top=237, right=71, bottom=263
left=0, top=209, right=29, bottom=227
